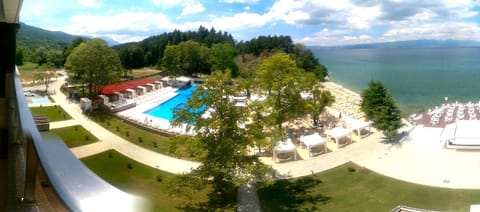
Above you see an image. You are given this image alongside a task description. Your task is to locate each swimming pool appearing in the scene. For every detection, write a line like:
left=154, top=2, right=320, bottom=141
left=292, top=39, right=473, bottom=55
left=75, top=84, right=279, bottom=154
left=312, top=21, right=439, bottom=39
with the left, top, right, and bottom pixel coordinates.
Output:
left=31, top=97, right=51, bottom=104
left=145, top=86, right=198, bottom=121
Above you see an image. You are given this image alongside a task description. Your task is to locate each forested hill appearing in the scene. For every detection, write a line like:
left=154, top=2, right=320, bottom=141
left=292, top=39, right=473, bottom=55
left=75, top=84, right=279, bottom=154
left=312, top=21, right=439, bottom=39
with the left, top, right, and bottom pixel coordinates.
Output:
left=113, top=26, right=236, bottom=68
left=16, top=22, right=80, bottom=49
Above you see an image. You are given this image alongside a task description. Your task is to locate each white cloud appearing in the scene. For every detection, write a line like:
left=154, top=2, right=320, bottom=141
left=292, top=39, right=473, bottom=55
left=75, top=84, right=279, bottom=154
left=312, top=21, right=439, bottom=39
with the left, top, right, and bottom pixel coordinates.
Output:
left=152, top=0, right=183, bottom=8
left=185, top=12, right=270, bottom=31
left=220, top=0, right=259, bottom=3
left=383, top=22, right=480, bottom=41
left=296, top=28, right=376, bottom=46
left=77, top=0, right=102, bottom=8
left=152, top=0, right=204, bottom=15
left=181, top=1, right=205, bottom=15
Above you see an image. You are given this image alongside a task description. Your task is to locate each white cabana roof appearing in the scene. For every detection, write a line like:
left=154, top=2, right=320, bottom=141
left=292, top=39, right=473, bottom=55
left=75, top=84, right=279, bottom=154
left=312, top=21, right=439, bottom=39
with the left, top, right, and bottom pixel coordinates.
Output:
left=273, top=139, right=297, bottom=162
left=274, top=139, right=296, bottom=152
left=300, top=133, right=325, bottom=148
left=126, top=89, right=135, bottom=93
left=349, top=119, right=371, bottom=130
left=327, top=127, right=350, bottom=140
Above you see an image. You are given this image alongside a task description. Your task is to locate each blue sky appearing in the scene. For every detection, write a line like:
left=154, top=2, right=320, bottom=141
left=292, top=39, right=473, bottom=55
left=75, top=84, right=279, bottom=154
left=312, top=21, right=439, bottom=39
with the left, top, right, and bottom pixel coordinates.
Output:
left=20, top=0, right=480, bottom=46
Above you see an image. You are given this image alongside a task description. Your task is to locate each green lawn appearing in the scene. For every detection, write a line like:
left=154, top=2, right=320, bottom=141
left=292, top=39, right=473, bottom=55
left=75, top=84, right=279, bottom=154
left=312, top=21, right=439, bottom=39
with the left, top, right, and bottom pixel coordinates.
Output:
left=82, top=150, right=236, bottom=211
left=88, top=111, right=193, bottom=159
left=47, top=125, right=99, bottom=148
left=30, top=105, right=72, bottom=122
left=258, top=162, right=480, bottom=212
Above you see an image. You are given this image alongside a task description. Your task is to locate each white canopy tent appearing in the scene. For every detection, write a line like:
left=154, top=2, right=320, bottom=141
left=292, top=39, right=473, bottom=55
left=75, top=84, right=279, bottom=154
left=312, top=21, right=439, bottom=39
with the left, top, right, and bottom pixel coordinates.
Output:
left=300, top=133, right=326, bottom=157
left=273, top=139, right=297, bottom=163
left=137, top=86, right=147, bottom=95
left=348, top=119, right=372, bottom=137
left=326, top=127, right=351, bottom=148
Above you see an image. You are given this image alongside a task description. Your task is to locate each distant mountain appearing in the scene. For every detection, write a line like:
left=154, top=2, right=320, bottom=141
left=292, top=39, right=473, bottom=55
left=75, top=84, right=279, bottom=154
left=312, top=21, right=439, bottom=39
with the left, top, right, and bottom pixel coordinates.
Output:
left=311, top=39, right=480, bottom=49
left=16, top=23, right=84, bottom=49
left=16, top=23, right=119, bottom=49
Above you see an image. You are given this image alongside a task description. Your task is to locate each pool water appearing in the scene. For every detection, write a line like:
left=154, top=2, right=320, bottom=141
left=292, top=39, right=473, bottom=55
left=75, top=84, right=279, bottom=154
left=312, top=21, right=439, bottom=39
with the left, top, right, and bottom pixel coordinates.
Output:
left=31, top=97, right=50, bottom=104
left=145, top=86, right=198, bottom=121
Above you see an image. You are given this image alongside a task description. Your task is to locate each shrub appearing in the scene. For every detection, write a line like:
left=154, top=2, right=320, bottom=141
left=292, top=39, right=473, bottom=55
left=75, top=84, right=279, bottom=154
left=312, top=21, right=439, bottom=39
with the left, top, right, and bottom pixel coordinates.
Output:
left=127, top=163, right=133, bottom=169
left=347, top=167, right=356, bottom=172
left=156, top=175, right=163, bottom=183
left=74, top=126, right=78, bottom=131
left=85, top=135, right=90, bottom=141
left=138, top=137, right=143, bottom=143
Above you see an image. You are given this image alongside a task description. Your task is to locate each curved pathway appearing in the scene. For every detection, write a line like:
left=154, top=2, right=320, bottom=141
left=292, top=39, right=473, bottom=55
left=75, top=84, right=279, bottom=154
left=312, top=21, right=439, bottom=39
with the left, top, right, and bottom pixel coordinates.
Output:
left=42, top=75, right=480, bottom=189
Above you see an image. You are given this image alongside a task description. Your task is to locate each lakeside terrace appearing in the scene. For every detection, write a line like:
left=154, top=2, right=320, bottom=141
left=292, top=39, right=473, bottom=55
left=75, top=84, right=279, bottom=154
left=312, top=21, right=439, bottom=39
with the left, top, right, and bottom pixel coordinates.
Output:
left=408, top=101, right=480, bottom=150
left=109, top=78, right=374, bottom=163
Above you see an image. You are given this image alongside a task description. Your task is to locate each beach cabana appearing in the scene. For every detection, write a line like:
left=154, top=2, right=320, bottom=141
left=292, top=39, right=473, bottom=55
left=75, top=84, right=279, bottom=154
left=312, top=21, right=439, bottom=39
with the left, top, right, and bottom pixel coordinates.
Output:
left=273, top=139, right=297, bottom=163
left=300, top=133, right=326, bottom=157
left=125, top=88, right=136, bottom=99
left=348, top=119, right=372, bottom=137
left=326, top=127, right=351, bottom=148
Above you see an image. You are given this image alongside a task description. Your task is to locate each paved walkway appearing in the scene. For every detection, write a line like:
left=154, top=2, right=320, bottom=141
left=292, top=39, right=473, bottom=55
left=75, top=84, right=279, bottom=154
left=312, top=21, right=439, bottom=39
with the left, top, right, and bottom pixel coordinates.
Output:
left=41, top=76, right=480, bottom=190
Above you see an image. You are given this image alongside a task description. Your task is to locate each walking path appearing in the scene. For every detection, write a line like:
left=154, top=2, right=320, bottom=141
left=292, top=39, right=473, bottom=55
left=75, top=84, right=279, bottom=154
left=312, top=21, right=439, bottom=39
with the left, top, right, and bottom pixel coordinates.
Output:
left=40, top=76, right=480, bottom=190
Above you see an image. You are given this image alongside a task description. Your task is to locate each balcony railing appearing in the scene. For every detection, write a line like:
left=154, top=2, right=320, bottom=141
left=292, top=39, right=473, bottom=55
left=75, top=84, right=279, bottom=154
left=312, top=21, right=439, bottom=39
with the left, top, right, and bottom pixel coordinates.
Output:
left=8, top=68, right=148, bottom=211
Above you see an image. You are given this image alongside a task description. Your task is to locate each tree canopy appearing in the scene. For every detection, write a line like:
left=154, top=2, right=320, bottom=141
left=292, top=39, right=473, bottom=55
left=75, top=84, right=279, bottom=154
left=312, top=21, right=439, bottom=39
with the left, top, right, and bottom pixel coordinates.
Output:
left=256, top=52, right=315, bottom=139
left=65, top=39, right=123, bottom=96
left=360, top=81, right=403, bottom=141
left=170, top=70, right=272, bottom=192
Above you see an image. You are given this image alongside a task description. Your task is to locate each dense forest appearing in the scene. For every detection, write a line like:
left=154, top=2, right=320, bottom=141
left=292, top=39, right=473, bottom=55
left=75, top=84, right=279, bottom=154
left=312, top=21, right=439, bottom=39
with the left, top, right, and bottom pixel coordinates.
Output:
left=16, top=23, right=328, bottom=81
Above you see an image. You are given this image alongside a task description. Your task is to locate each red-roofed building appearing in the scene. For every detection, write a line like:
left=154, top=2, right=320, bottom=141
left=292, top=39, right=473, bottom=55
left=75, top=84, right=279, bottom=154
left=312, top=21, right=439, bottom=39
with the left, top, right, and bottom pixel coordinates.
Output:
left=101, top=78, right=156, bottom=95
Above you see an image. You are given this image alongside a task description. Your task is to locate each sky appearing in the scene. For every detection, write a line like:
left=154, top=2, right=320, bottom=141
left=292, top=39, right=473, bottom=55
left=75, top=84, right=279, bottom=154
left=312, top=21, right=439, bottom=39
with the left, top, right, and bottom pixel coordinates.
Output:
left=20, top=0, right=480, bottom=46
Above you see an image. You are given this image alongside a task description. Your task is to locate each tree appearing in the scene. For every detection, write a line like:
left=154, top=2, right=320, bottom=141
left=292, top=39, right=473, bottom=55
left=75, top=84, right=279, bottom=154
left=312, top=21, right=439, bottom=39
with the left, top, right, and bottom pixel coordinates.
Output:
left=256, top=52, right=312, bottom=140
left=65, top=39, right=123, bottom=96
left=360, top=81, right=403, bottom=141
left=210, top=43, right=238, bottom=77
left=16, top=47, right=24, bottom=65
left=170, top=70, right=272, bottom=196
left=35, top=62, right=55, bottom=93
left=162, top=44, right=182, bottom=85
left=305, top=82, right=335, bottom=126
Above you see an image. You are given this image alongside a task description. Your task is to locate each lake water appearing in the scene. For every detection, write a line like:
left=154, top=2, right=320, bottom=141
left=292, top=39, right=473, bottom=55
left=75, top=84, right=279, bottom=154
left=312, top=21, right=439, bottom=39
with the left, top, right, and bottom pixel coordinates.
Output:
left=311, top=47, right=480, bottom=115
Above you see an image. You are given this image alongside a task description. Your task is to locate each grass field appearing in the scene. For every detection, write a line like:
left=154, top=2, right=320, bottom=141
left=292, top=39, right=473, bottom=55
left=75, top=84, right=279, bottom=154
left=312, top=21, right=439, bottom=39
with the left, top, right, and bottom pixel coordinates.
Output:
left=47, top=125, right=99, bottom=148
left=18, top=62, right=39, bottom=82
left=29, top=105, right=72, bottom=122
left=258, top=162, right=480, bottom=211
left=82, top=150, right=236, bottom=211
left=88, top=111, right=193, bottom=159
left=129, top=68, right=161, bottom=78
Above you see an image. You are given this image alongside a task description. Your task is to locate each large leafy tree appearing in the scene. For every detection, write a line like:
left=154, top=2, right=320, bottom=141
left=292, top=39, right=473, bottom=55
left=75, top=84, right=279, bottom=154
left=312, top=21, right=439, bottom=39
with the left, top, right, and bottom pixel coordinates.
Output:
left=162, top=40, right=209, bottom=78
left=65, top=39, right=123, bottom=96
left=162, top=44, right=182, bottom=84
left=35, top=62, right=56, bottom=93
left=256, top=52, right=313, bottom=139
left=305, top=82, right=335, bottom=126
left=170, top=70, right=272, bottom=195
left=361, top=81, right=403, bottom=141
left=210, top=42, right=238, bottom=77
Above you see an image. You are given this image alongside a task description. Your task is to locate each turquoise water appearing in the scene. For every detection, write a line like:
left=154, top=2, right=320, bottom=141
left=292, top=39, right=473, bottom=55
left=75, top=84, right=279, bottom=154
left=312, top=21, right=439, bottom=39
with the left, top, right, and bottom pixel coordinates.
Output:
left=312, top=47, right=480, bottom=115
left=145, top=86, right=198, bottom=120
left=31, top=97, right=50, bottom=104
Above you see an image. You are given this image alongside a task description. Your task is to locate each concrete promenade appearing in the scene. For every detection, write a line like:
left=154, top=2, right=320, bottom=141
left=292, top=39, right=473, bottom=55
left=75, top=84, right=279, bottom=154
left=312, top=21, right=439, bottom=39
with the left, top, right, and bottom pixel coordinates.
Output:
left=37, top=75, right=480, bottom=189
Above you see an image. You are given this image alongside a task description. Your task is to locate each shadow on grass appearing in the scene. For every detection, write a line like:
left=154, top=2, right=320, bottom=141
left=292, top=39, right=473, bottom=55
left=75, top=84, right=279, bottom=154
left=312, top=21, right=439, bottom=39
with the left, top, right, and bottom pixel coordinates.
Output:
left=257, top=176, right=330, bottom=212
left=176, top=182, right=237, bottom=212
